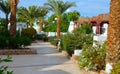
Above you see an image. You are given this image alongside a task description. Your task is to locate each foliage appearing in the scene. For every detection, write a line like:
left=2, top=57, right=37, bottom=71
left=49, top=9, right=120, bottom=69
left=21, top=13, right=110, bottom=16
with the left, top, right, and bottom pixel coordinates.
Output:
left=61, top=24, right=93, bottom=56
left=36, top=6, right=49, bottom=19
left=111, top=61, right=120, bottom=74
left=8, top=37, right=31, bottom=48
left=60, top=13, right=70, bottom=32
left=0, top=0, right=10, bottom=15
left=0, top=55, right=13, bottom=74
left=61, top=34, right=76, bottom=56
left=0, top=36, right=8, bottom=48
left=44, top=14, right=56, bottom=32
left=0, top=36, right=31, bottom=49
left=44, top=23, right=56, bottom=32
left=61, top=33, right=93, bottom=56
left=22, top=28, right=37, bottom=40
left=78, top=43, right=106, bottom=71
left=47, top=14, right=57, bottom=22
left=68, top=10, right=80, bottom=21
left=17, top=6, right=39, bottom=22
left=45, top=0, right=76, bottom=16
left=42, top=34, right=48, bottom=41
left=0, top=0, right=10, bottom=27
left=0, top=18, right=6, bottom=26
left=48, top=37, right=59, bottom=46
left=44, top=11, right=80, bottom=32
left=0, top=29, right=10, bottom=37
left=75, top=24, right=93, bottom=34
left=36, top=34, right=48, bottom=41
left=45, top=0, right=76, bottom=38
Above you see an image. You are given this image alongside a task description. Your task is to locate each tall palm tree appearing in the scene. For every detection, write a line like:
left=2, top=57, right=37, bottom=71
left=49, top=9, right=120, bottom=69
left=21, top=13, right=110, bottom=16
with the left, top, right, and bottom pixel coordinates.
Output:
left=9, top=0, right=19, bottom=37
left=106, top=0, right=120, bottom=72
left=17, top=6, right=39, bottom=28
left=0, top=0, right=10, bottom=29
left=37, top=6, right=49, bottom=32
left=45, top=0, right=76, bottom=39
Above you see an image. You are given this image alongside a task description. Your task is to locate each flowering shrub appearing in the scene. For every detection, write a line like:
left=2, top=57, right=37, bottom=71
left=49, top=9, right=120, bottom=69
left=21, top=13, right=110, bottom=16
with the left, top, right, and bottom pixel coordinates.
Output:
left=78, top=42, right=106, bottom=71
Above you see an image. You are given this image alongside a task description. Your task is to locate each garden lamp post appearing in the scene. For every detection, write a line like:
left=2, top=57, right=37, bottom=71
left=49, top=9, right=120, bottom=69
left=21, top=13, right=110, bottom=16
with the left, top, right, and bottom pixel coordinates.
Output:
left=55, top=17, right=57, bottom=36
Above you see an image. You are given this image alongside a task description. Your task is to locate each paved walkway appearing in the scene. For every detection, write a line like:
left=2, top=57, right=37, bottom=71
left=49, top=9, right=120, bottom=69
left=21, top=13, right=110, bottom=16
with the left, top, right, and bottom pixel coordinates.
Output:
left=1, top=41, right=82, bottom=74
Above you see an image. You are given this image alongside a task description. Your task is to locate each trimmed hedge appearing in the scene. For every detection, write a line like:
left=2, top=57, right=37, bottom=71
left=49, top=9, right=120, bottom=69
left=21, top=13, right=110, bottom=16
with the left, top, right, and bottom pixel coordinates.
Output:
left=0, top=36, right=31, bottom=49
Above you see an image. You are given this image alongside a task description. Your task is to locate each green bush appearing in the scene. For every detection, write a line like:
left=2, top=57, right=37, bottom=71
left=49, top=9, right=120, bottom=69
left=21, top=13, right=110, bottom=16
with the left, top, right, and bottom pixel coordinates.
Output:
left=48, top=37, right=59, bottom=46
left=0, top=36, right=31, bottom=49
left=36, top=34, right=43, bottom=40
left=61, top=24, right=93, bottom=56
left=42, top=34, right=48, bottom=42
left=36, top=34, right=48, bottom=41
left=0, top=36, right=8, bottom=48
left=75, top=24, right=93, bottom=34
left=78, top=43, right=106, bottom=71
left=0, top=29, right=10, bottom=37
left=61, top=33, right=93, bottom=56
left=22, top=28, right=37, bottom=40
left=8, top=37, right=31, bottom=49
left=111, top=61, right=120, bottom=74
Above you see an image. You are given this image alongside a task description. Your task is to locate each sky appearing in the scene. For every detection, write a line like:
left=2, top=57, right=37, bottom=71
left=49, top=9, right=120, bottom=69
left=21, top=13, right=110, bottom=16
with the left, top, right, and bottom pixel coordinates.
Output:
left=0, top=0, right=110, bottom=18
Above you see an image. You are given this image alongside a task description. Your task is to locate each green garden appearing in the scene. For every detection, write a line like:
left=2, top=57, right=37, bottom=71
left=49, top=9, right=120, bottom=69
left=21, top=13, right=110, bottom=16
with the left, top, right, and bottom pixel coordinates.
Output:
left=0, top=0, right=120, bottom=74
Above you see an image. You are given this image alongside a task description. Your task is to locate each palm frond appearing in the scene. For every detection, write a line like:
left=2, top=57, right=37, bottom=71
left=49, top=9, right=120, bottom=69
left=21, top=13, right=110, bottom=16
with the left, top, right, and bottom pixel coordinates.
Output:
left=0, top=0, right=10, bottom=15
left=44, top=0, right=76, bottom=16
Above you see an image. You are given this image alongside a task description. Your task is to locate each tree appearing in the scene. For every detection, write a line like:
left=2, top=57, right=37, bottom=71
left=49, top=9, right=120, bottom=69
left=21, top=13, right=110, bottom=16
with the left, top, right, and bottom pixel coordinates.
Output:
left=17, top=6, right=39, bottom=28
left=0, top=0, right=10, bottom=29
left=10, top=0, right=19, bottom=37
left=68, top=10, right=80, bottom=21
left=106, top=0, right=120, bottom=73
left=37, top=6, right=49, bottom=32
left=45, top=0, right=76, bottom=39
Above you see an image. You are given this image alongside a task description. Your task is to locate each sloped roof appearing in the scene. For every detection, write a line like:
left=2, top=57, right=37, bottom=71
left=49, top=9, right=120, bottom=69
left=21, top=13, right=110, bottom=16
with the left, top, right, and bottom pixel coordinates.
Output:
left=77, top=13, right=109, bottom=25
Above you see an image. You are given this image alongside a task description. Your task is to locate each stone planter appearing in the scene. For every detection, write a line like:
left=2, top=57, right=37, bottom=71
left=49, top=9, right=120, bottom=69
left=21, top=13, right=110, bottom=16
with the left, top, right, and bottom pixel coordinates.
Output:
left=74, top=49, right=82, bottom=56
left=0, top=49, right=37, bottom=55
left=71, top=50, right=82, bottom=62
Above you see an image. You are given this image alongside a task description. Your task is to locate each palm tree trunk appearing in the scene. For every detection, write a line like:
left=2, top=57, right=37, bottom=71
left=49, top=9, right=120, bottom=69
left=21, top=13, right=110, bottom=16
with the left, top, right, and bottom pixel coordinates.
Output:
left=106, top=0, right=120, bottom=73
left=10, top=0, right=17, bottom=37
left=30, top=21, right=33, bottom=28
left=5, top=14, right=9, bottom=30
left=40, top=20, right=43, bottom=32
left=57, top=17, right=61, bottom=39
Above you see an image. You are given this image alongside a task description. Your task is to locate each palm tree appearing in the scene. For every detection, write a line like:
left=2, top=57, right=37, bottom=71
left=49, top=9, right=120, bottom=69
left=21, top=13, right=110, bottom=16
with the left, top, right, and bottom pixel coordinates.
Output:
left=106, top=0, right=120, bottom=72
left=0, top=0, right=10, bottom=29
left=45, top=0, right=76, bottom=39
left=37, top=6, right=49, bottom=32
left=9, top=0, right=19, bottom=37
left=17, top=6, right=39, bottom=28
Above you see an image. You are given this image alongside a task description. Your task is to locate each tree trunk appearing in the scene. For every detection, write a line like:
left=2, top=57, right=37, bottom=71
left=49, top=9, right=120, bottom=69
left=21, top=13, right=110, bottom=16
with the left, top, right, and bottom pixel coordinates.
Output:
left=40, top=20, right=43, bottom=32
left=106, top=0, right=120, bottom=73
left=30, top=21, right=33, bottom=28
left=57, top=17, right=61, bottom=39
left=5, top=14, right=9, bottom=30
left=10, top=0, right=17, bottom=37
